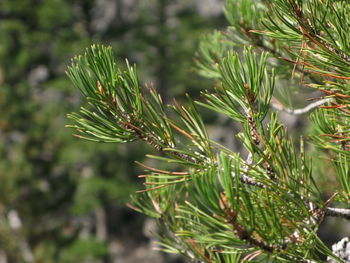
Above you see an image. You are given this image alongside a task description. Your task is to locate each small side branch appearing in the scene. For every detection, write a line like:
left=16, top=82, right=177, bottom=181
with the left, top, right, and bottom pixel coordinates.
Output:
left=122, top=120, right=201, bottom=164
left=271, top=97, right=333, bottom=115
left=325, top=207, right=350, bottom=220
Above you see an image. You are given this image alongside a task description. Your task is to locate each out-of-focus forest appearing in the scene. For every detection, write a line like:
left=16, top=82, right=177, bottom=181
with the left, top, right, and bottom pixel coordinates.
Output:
left=0, top=0, right=226, bottom=262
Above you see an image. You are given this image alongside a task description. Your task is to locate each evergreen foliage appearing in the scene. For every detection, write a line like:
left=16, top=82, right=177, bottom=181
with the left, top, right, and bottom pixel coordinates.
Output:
left=68, top=0, right=350, bottom=262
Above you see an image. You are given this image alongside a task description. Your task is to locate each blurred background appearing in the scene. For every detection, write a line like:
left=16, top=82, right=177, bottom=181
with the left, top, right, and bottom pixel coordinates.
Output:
left=0, top=0, right=226, bottom=262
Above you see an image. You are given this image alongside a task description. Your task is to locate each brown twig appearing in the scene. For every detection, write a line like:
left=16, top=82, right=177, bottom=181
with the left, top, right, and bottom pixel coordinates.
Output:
left=325, top=207, right=350, bottom=220
left=270, top=97, right=333, bottom=115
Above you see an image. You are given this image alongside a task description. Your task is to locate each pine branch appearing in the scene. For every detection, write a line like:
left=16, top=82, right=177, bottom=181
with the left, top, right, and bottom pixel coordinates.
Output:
left=271, top=97, right=333, bottom=115
left=67, top=5, right=350, bottom=257
left=122, top=120, right=201, bottom=164
left=240, top=17, right=324, bottom=85
left=288, top=0, right=350, bottom=64
left=325, top=207, right=350, bottom=220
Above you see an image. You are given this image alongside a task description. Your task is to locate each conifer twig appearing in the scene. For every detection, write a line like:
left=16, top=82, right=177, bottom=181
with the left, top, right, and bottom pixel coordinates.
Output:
left=325, top=207, right=350, bottom=220
left=270, top=97, right=333, bottom=115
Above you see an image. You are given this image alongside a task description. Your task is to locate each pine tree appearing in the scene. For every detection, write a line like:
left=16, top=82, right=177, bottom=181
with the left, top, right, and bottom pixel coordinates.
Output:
left=67, top=0, right=350, bottom=262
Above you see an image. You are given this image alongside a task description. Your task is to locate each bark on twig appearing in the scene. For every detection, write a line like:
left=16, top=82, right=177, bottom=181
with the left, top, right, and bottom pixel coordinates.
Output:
left=325, top=207, right=350, bottom=220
